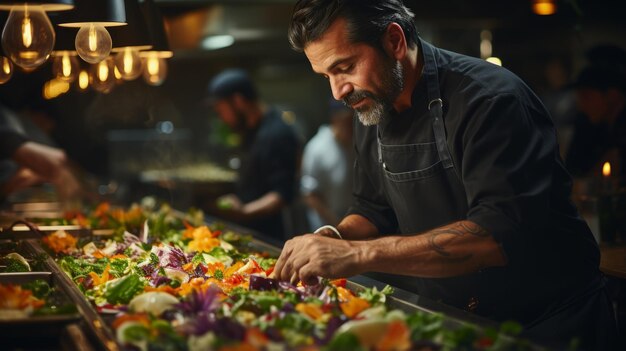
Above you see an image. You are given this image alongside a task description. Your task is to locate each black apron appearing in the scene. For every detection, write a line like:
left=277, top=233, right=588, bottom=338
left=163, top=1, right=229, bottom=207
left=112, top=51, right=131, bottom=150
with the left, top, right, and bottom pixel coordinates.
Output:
left=370, top=42, right=484, bottom=312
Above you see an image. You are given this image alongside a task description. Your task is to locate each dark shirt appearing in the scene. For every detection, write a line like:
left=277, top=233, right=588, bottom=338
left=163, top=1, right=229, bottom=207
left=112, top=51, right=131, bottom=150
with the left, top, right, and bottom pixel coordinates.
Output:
left=0, top=105, right=29, bottom=159
left=236, top=107, right=300, bottom=240
left=348, top=40, right=601, bottom=325
left=0, top=128, right=28, bottom=159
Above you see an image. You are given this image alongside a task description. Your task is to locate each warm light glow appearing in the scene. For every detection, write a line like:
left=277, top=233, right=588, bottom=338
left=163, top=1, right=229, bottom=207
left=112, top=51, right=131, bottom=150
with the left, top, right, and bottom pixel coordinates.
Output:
left=123, top=51, right=133, bottom=74
left=2, top=58, right=11, bottom=74
left=532, top=0, right=557, bottom=15
left=75, top=24, right=112, bottom=64
left=62, top=54, right=71, bottom=77
left=98, top=61, right=109, bottom=81
left=486, top=57, right=502, bottom=66
left=603, top=162, right=611, bottom=177
left=114, top=65, right=122, bottom=80
left=43, top=78, right=70, bottom=100
left=22, top=7, right=32, bottom=48
left=480, top=30, right=492, bottom=59
left=78, top=70, right=89, bottom=90
left=480, top=40, right=492, bottom=59
left=147, top=56, right=159, bottom=75
left=1, top=5, right=55, bottom=71
left=52, top=52, right=79, bottom=83
left=0, top=56, right=13, bottom=84
left=88, top=24, right=97, bottom=52
left=90, top=58, right=116, bottom=93
left=113, top=48, right=142, bottom=80
left=142, top=53, right=168, bottom=86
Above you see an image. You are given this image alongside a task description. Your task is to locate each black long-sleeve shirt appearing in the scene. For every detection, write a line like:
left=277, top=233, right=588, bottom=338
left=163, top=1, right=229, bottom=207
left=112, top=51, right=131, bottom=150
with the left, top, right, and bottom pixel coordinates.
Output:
left=348, top=40, right=601, bottom=325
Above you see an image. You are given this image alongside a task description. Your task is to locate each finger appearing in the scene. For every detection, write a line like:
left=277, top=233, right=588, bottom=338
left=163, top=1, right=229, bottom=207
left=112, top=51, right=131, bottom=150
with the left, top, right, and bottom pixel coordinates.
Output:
left=299, top=264, right=321, bottom=286
left=272, top=241, right=294, bottom=281
left=289, top=271, right=299, bottom=285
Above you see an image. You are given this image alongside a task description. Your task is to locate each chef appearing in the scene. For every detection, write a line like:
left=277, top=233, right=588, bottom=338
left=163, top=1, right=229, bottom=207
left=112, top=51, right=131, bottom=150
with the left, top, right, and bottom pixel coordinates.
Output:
left=271, top=0, right=619, bottom=349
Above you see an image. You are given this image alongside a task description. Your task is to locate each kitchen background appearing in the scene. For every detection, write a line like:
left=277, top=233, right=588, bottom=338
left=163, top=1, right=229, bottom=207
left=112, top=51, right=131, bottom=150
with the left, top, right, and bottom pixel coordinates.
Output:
left=1, top=0, right=625, bottom=211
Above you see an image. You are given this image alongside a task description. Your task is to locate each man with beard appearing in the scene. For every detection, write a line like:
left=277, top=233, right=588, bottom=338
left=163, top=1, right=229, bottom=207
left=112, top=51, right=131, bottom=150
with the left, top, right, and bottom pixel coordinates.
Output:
left=271, top=0, right=619, bottom=349
left=207, top=69, right=300, bottom=242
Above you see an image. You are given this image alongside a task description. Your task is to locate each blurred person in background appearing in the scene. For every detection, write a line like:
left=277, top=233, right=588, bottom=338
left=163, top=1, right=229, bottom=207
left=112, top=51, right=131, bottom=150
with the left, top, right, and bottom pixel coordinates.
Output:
left=565, top=54, right=626, bottom=183
left=0, top=103, right=82, bottom=201
left=539, top=56, right=577, bottom=158
left=206, top=69, right=301, bottom=242
left=271, top=0, right=618, bottom=349
left=301, top=99, right=354, bottom=231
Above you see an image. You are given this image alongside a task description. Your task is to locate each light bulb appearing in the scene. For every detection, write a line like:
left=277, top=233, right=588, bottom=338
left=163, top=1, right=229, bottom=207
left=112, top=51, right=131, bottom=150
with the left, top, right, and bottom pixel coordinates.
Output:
left=0, top=56, right=13, bottom=84
left=52, top=52, right=79, bottom=82
left=113, top=65, right=122, bottom=81
left=76, top=69, right=89, bottom=92
left=114, top=47, right=142, bottom=81
left=142, top=54, right=168, bottom=86
left=1, top=4, right=55, bottom=71
left=90, top=57, right=115, bottom=93
left=75, top=24, right=112, bottom=64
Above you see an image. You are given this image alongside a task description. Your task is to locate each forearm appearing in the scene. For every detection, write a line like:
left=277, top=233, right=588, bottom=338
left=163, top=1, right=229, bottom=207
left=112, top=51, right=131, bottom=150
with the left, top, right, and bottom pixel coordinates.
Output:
left=12, top=142, right=68, bottom=182
left=335, top=214, right=379, bottom=240
left=356, top=220, right=506, bottom=278
left=241, top=191, right=285, bottom=219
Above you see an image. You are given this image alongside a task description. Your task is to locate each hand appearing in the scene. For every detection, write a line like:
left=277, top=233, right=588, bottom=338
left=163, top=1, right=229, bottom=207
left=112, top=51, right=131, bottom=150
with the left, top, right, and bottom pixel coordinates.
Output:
left=0, top=168, right=44, bottom=195
left=271, top=234, right=364, bottom=286
left=216, top=194, right=243, bottom=211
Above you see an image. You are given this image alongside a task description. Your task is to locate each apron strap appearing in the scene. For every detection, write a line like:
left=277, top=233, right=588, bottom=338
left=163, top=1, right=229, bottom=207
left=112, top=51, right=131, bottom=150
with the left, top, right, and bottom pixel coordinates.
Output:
left=422, top=42, right=455, bottom=170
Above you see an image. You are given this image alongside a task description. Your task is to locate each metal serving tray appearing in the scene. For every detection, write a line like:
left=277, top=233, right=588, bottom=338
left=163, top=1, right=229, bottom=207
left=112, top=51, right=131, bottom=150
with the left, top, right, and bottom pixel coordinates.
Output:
left=0, top=272, right=82, bottom=341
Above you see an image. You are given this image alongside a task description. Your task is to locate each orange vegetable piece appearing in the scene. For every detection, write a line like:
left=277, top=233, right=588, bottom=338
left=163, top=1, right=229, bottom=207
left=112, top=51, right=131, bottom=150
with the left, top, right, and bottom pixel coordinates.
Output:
left=340, top=297, right=370, bottom=318
left=89, top=265, right=111, bottom=286
left=111, top=313, right=150, bottom=329
left=296, top=303, right=325, bottom=320
left=42, top=230, right=78, bottom=254
left=244, top=327, right=269, bottom=348
left=375, top=320, right=411, bottom=351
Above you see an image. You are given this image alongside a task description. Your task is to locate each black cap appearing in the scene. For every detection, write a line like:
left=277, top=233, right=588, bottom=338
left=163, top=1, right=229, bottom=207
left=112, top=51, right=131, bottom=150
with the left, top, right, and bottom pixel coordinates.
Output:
left=207, top=69, right=258, bottom=102
left=571, top=65, right=626, bottom=91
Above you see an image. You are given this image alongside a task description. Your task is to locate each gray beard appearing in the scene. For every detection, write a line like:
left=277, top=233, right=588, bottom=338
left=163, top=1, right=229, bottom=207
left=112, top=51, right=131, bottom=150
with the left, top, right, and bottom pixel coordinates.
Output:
left=347, top=60, right=404, bottom=126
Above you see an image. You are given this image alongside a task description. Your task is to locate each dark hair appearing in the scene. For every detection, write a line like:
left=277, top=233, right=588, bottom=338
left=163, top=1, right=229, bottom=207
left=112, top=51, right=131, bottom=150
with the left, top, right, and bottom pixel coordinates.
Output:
left=288, top=0, right=418, bottom=53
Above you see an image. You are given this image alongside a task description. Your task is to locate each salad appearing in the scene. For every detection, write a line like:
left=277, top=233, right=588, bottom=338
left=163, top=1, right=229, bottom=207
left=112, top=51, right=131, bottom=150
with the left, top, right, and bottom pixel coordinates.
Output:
left=38, top=200, right=532, bottom=350
left=0, top=278, right=77, bottom=319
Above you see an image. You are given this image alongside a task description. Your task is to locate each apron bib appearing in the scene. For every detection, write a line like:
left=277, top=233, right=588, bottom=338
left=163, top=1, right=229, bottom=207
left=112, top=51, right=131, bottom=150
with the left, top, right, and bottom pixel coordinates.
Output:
left=372, top=42, right=481, bottom=311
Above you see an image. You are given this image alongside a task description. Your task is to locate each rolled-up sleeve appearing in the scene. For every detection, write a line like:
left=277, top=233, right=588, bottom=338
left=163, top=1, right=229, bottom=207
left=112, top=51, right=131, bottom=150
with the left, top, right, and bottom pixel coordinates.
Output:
left=461, top=93, right=556, bottom=262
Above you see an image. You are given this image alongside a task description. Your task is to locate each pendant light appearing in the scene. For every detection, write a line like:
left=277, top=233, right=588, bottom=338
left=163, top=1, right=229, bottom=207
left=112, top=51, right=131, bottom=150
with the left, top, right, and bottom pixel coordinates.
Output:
left=57, top=0, right=126, bottom=64
left=138, top=0, right=171, bottom=86
left=110, top=0, right=151, bottom=81
left=0, top=0, right=74, bottom=71
left=90, top=55, right=115, bottom=93
left=51, top=26, right=79, bottom=82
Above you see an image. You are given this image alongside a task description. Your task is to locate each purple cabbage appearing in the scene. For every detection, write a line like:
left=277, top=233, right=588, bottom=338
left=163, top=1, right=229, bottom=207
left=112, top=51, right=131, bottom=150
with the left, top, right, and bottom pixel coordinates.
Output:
left=81, top=275, right=94, bottom=290
left=176, top=284, right=221, bottom=315
left=154, top=245, right=188, bottom=269
left=150, top=275, right=171, bottom=287
left=191, top=264, right=207, bottom=279
left=184, top=313, right=246, bottom=340
left=314, top=315, right=347, bottom=345
left=141, top=263, right=156, bottom=277
left=249, top=274, right=280, bottom=291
